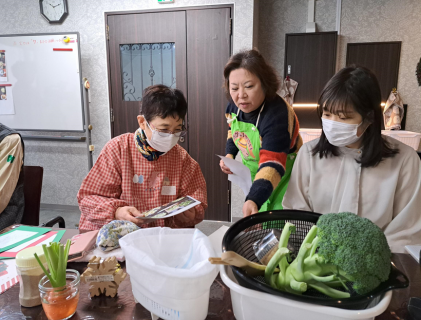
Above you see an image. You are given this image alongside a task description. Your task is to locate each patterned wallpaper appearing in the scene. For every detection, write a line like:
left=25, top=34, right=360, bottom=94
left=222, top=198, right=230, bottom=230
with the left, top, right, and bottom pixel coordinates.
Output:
left=258, top=0, right=337, bottom=78
left=0, top=0, right=254, bottom=207
left=258, top=0, right=421, bottom=134
left=338, top=0, right=421, bottom=135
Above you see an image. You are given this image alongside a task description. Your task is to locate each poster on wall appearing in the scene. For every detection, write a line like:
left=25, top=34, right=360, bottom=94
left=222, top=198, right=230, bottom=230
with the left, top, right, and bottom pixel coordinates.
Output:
left=0, top=51, right=7, bottom=82
left=0, top=85, right=15, bottom=115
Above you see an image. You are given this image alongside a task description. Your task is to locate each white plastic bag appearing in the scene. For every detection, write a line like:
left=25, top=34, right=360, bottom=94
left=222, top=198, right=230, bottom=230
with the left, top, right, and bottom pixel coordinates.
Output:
left=119, top=227, right=218, bottom=320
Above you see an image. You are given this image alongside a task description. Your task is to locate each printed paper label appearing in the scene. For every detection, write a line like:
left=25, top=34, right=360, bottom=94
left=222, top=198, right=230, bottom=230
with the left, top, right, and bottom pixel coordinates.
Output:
left=161, top=186, right=176, bottom=196
left=85, top=275, right=114, bottom=283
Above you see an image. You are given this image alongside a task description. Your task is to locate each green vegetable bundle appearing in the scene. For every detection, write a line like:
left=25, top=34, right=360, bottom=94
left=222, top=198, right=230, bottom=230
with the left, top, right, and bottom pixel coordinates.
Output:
left=264, top=213, right=391, bottom=298
left=34, top=240, right=71, bottom=288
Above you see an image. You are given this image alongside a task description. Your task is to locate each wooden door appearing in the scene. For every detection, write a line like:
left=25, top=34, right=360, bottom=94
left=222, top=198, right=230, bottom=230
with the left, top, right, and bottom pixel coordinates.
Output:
left=187, top=8, right=232, bottom=221
left=106, top=7, right=232, bottom=221
left=284, top=32, right=337, bottom=104
left=107, top=11, right=188, bottom=151
left=346, top=42, right=401, bottom=102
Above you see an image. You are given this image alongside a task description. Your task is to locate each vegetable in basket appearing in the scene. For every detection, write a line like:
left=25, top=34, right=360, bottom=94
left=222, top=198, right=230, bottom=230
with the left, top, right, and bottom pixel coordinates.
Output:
left=264, top=212, right=391, bottom=298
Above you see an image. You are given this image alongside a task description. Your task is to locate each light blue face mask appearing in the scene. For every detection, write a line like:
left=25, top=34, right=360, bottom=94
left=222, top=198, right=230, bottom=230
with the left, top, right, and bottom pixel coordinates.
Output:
left=322, top=118, right=363, bottom=147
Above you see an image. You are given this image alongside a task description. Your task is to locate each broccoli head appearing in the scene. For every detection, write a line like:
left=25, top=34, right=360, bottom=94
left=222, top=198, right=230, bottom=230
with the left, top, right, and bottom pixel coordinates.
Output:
left=317, top=212, right=391, bottom=294
left=264, top=212, right=391, bottom=298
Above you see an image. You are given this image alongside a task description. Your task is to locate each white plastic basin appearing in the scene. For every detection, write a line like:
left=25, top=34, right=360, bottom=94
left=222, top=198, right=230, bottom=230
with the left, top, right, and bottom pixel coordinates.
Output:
left=220, top=265, right=392, bottom=320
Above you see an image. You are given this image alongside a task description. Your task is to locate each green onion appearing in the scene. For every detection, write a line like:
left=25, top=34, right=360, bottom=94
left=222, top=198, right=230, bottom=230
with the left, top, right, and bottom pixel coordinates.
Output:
left=34, top=239, right=71, bottom=288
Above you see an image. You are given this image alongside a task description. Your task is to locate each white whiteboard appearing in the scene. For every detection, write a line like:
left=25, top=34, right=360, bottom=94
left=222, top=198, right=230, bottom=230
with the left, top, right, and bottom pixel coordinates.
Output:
left=0, top=33, right=84, bottom=131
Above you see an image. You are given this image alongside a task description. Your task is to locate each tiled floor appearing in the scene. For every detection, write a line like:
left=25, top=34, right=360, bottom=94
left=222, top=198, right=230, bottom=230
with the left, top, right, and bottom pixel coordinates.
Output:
left=40, top=204, right=239, bottom=236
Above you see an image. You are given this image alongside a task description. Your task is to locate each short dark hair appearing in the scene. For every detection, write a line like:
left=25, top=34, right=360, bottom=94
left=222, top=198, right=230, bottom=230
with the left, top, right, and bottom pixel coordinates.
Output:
left=140, top=85, right=187, bottom=122
left=313, top=65, right=398, bottom=168
left=223, top=49, right=280, bottom=101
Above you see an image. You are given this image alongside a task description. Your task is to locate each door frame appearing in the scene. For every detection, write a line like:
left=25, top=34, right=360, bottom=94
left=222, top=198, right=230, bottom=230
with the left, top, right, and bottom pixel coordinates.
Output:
left=104, top=4, right=234, bottom=222
left=104, top=4, right=234, bottom=137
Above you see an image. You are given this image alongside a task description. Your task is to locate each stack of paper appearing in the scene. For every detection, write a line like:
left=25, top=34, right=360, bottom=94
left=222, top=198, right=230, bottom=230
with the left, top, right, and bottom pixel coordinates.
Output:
left=217, top=155, right=252, bottom=196
left=0, top=230, right=65, bottom=258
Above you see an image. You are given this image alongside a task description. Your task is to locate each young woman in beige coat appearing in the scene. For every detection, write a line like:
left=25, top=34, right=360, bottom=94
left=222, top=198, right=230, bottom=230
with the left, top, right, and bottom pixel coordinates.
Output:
left=283, top=66, right=421, bottom=253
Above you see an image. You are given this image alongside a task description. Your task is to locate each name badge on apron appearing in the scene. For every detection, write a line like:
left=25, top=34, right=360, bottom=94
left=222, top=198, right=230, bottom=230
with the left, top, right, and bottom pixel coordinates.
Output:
left=161, top=186, right=176, bottom=196
left=161, top=177, right=176, bottom=195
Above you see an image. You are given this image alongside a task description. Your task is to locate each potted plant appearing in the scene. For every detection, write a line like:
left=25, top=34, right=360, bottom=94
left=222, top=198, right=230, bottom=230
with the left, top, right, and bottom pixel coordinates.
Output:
left=34, top=240, right=79, bottom=320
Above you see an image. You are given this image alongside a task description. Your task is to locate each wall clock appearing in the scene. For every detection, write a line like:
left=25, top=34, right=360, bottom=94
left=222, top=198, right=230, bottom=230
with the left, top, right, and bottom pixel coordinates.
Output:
left=39, top=0, right=68, bottom=24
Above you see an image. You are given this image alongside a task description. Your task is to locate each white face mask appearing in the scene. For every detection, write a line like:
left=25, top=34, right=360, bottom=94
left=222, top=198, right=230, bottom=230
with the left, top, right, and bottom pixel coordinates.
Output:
left=145, top=121, right=179, bottom=153
left=321, top=118, right=363, bottom=147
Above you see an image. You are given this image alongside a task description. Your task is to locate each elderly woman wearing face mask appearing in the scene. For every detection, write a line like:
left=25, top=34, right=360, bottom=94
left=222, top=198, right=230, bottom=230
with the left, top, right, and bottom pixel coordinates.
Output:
left=283, top=66, right=421, bottom=253
left=77, top=85, right=207, bottom=230
left=219, top=50, right=303, bottom=217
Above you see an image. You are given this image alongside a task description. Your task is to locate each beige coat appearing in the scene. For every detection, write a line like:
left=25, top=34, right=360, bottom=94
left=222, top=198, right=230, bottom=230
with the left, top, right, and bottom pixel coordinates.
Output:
left=283, top=136, right=421, bottom=253
left=0, top=134, right=23, bottom=213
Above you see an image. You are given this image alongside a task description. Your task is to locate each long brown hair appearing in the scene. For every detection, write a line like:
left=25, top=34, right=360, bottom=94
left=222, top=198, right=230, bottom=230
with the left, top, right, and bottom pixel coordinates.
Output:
left=223, top=49, right=280, bottom=101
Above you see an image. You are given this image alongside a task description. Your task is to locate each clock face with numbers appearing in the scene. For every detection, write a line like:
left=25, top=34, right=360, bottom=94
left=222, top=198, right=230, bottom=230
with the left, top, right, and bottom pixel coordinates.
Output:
left=39, top=0, right=68, bottom=24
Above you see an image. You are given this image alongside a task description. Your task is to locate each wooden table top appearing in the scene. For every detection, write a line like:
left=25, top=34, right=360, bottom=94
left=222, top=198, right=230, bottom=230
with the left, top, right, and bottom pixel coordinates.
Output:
left=0, top=226, right=419, bottom=319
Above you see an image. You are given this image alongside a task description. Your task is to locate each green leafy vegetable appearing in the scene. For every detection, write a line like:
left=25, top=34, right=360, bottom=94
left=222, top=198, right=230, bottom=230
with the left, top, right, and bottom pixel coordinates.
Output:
left=34, top=239, right=71, bottom=288
left=265, top=213, right=391, bottom=298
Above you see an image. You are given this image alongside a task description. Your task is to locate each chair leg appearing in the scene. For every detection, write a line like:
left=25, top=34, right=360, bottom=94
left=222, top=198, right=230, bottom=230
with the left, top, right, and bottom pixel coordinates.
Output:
left=41, top=216, right=66, bottom=228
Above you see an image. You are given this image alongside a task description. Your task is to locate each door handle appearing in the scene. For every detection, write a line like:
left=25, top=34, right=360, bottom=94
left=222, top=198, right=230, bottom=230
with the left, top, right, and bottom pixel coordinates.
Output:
left=179, top=137, right=185, bottom=143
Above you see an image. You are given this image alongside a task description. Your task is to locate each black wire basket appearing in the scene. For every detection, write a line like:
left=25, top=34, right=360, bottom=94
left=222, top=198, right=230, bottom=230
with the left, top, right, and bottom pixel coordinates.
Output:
left=222, top=210, right=409, bottom=310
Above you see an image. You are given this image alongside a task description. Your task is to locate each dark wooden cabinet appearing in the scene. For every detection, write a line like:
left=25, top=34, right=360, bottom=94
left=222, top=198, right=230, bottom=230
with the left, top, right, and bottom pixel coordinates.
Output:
left=346, top=42, right=401, bottom=102
left=284, top=31, right=337, bottom=104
